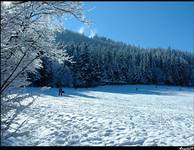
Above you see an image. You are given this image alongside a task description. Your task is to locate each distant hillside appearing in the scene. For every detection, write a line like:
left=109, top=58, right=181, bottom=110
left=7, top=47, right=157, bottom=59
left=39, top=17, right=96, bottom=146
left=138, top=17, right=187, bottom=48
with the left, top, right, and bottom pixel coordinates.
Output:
left=29, top=30, right=194, bottom=87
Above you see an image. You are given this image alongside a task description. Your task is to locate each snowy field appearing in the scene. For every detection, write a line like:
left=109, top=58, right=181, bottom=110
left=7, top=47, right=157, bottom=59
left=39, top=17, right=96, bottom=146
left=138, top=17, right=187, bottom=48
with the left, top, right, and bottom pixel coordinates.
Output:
left=1, top=85, right=194, bottom=146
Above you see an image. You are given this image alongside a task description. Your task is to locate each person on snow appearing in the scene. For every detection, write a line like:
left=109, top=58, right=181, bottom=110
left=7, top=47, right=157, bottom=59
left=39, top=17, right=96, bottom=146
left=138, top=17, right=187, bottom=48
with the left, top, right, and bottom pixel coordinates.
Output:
left=58, top=87, right=63, bottom=96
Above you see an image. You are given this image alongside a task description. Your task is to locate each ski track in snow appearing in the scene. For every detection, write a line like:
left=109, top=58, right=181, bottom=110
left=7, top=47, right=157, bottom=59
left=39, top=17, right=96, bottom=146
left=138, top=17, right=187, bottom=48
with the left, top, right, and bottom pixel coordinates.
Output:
left=2, top=85, right=194, bottom=146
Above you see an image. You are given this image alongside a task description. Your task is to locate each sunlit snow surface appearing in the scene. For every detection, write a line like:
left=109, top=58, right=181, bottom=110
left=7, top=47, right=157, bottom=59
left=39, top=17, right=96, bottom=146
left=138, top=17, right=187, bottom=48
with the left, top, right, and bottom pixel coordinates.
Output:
left=2, top=85, right=194, bottom=146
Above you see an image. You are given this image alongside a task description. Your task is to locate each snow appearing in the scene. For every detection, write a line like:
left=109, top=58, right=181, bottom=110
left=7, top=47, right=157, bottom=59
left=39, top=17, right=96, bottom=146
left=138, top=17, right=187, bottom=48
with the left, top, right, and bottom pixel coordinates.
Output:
left=1, top=85, right=194, bottom=146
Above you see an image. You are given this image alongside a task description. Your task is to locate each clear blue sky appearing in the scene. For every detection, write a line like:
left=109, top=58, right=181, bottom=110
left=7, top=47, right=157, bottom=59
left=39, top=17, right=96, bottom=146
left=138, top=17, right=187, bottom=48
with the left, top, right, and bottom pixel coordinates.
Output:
left=63, top=2, right=194, bottom=52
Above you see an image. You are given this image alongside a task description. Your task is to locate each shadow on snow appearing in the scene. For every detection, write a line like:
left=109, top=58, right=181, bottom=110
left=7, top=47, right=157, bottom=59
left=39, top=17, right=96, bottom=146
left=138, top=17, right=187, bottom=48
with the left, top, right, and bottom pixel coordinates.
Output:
left=24, top=85, right=193, bottom=99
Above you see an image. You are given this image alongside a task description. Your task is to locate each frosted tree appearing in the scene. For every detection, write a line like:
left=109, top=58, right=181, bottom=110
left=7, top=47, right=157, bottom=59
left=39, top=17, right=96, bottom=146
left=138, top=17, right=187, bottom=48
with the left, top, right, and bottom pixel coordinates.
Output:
left=1, top=1, right=89, bottom=142
left=1, top=1, right=88, bottom=94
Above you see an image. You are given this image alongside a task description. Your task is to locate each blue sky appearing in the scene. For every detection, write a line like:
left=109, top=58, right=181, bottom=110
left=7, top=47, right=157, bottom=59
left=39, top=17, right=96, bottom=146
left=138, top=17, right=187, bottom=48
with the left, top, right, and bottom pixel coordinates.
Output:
left=63, top=2, right=194, bottom=52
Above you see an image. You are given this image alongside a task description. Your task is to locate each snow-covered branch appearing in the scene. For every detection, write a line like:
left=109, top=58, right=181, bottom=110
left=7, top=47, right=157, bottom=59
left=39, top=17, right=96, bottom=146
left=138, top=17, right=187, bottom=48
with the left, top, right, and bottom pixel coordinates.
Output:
left=1, top=1, right=88, bottom=94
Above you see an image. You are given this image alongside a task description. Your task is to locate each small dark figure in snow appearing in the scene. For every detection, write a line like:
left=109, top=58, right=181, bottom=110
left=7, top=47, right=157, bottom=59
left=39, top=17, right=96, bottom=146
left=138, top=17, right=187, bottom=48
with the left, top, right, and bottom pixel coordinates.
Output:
left=58, top=87, right=63, bottom=96
left=136, top=86, right=138, bottom=91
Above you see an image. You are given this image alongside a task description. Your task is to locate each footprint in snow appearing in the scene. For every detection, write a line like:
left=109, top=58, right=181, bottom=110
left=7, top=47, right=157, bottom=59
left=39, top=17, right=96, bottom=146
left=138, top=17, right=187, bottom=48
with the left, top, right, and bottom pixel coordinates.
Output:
left=77, top=118, right=84, bottom=121
left=104, top=128, right=113, bottom=135
left=56, top=139, right=66, bottom=145
left=117, top=127, right=126, bottom=130
left=82, top=133, right=88, bottom=137
left=71, top=116, right=76, bottom=119
left=51, top=131, right=59, bottom=136
left=57, top=114, right=63, bottom=117
left=130, top=122, right=135, bottom=128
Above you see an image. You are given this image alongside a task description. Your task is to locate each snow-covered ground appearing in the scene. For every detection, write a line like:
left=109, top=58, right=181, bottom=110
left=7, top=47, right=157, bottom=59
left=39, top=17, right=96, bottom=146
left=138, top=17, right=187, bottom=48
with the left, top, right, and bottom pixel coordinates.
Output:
left=1, top=85, right=194, bottom=146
